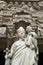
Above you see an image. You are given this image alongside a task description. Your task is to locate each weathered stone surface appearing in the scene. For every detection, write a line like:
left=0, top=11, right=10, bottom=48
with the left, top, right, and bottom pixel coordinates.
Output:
left=0, top=0, right=43, bottom=52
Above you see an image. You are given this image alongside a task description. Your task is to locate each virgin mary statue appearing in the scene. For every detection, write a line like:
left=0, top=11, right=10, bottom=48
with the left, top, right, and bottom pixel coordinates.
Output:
left=5, top=26, right=38, bottom=65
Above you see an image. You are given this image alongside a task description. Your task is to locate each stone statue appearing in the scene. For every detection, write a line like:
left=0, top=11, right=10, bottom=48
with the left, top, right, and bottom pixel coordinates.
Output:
left=5, top=26, right=26, bottom=65
left=4, top=48, right=11, bottom=65
left=26, top=26, right=39, bottom=65
left=38, top=25, right=43, bottom=37
left=27, top=2, right=36, bottom=12
left=7, top=2, right=14, bottom=8
left=38, top=1, right=43, bottom=9
left=14, top=1, right=19, bottom=7
left=33, top=2, right=41, bottom=11
left=5, top=26, right=39, bottom=65
left=21, top=2, right=30, bottom=12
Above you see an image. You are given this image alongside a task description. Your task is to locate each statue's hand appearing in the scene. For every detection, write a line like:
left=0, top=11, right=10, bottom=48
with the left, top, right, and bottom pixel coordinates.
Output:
left=34, top=53, right=39, bottom=62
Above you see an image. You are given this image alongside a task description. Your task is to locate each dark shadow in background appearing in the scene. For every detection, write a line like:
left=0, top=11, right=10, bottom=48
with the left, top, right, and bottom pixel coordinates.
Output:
left=39, top=52, right=43, bottom=65
left=0, top=51, right=5, bottom=65
left=0, top=51, right=43, bottom=65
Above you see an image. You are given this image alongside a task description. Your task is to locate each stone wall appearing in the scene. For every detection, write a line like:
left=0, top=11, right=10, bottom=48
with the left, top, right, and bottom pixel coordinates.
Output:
left=0, top=0, right=43, bottom=51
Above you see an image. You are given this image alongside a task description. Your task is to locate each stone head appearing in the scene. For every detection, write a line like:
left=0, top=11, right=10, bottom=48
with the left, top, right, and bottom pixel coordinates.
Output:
left=26, top=26, right=32, bottom=33
left=17, top=26, right=25, bottom=38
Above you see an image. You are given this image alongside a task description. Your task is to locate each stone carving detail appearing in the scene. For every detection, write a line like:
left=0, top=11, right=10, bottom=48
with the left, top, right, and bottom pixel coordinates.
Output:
left=6, top=24, right=14, bottom=48
left=0, top=0, right=43, bottom=51
left=4, top=48, right=11, bottom=65
left=20, top=2, right=30, bottom=12
left=4, top=26, right=39, bottom=65
left=0, top=1, right=7, bottom=10
left=33, top=2, right=41, bottom=11
left=0, top=1, right=40, bottom=64
left=0, top=0, right=43, bottom=37
left=38, top=1, right=43, bottom=8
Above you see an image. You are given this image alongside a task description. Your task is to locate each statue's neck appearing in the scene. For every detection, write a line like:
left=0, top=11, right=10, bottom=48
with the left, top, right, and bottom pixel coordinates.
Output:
left=19, top=38, right=25, bottom=41
left=19, top=38, right=22, bottom=40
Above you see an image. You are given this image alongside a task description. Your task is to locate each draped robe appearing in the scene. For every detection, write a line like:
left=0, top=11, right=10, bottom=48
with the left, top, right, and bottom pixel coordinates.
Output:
left=9, top=38, right=37, bottom=65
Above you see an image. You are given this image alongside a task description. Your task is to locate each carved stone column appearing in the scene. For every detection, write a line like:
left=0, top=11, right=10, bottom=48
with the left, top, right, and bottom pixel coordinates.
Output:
left=6, top=24, right=13, bottom=49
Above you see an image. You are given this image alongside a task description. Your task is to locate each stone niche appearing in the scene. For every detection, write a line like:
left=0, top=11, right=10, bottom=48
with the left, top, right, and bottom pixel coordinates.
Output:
left=0, top=25, right=7, bottom=50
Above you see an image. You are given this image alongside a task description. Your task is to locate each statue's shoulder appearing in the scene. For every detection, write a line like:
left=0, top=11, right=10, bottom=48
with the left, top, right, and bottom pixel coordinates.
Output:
left=29, top=32, right=37, bottom=38
left=13, top=40, right=21, bottom=45
left=13, top=40, right=19, bottom=44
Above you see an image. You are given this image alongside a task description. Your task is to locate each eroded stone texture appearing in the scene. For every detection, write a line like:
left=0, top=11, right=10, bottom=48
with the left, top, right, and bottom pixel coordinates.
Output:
left=0, top=0, right=43, bottom=51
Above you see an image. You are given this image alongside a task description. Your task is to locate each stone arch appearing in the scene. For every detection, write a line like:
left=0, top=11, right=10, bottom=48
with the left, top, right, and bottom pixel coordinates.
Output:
left=13, top=19, right=30, bottom=34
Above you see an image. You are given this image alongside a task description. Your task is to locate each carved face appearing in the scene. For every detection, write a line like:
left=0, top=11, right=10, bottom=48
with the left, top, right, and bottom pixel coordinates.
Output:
left=18, top=31, right=25, bottom=38
left=26, top=26, right=32, bottom=33
left=17, top=27, right=25, bottom=38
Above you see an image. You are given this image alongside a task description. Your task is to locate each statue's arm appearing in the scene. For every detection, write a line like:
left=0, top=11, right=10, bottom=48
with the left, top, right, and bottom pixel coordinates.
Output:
left=25, top=35, right=32, bottom=46
left=32, top=38, right=39, bottom=53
